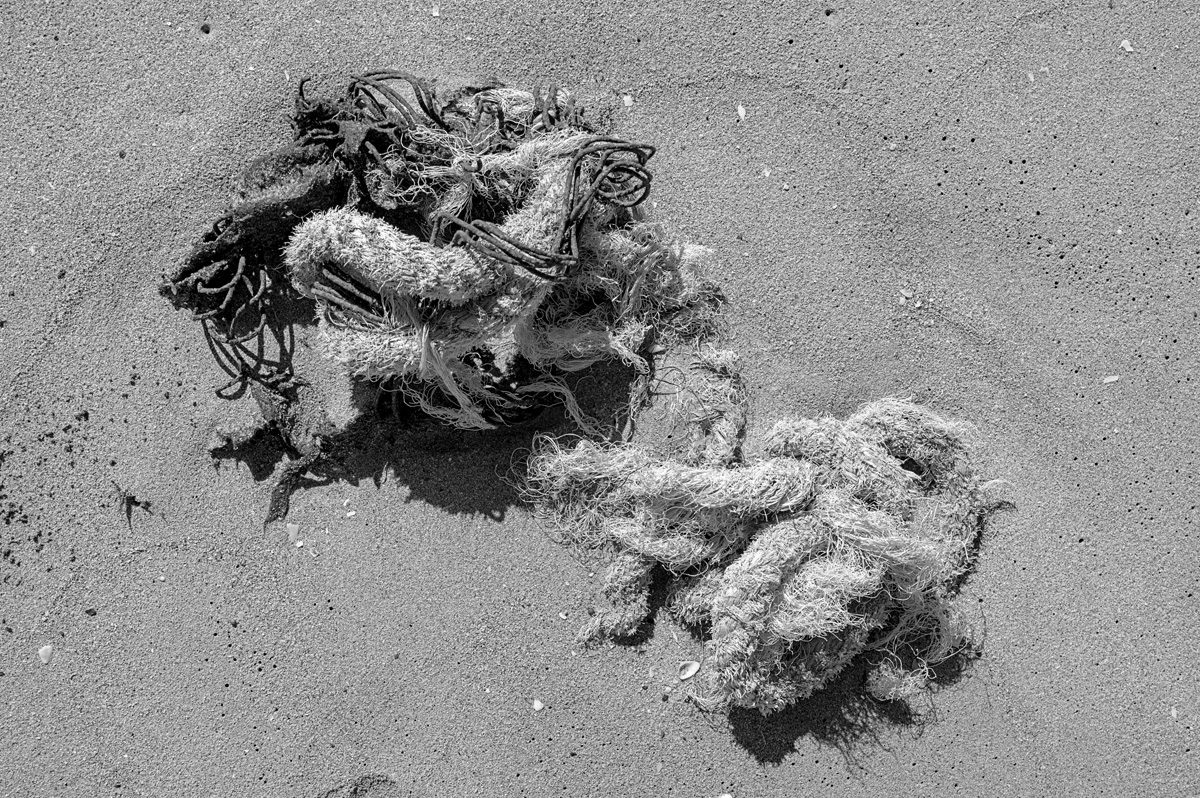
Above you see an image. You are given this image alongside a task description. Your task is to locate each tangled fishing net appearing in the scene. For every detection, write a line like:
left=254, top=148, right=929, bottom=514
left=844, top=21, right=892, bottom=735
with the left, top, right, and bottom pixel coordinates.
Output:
left=525, top=348, right=997, bottom=714
left=162, top=70, right=720, bottom=435
left=159, top=68, right=997, bottom=716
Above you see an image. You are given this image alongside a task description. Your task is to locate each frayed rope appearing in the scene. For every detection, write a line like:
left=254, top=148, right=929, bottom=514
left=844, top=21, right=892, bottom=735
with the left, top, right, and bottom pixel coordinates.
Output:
left=525, top=348, right=999, bottom=714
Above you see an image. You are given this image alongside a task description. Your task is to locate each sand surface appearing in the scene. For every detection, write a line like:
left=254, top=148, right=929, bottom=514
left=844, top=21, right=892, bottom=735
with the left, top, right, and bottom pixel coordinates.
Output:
left=2, top=1, right=1198, bottom=795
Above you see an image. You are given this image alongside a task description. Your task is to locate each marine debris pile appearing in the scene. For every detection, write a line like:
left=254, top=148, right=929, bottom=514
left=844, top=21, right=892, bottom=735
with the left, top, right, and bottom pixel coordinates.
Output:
left=161, top=69, right=995, bottom=715
left=162, top=71, right=720, bottom=431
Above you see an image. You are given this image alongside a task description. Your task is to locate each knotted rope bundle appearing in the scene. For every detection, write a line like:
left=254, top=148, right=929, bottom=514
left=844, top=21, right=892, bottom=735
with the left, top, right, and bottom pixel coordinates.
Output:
left=162, top=71, right=722, bottom=428
left=525, top=349, right=991, bottom=714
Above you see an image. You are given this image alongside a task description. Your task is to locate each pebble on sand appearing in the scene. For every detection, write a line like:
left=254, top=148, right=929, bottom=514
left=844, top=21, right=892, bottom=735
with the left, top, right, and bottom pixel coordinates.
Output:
left=532, top=699, right=545, bottom=711
left=1120, top=39, right=1134, bottom=52
left=678, top=660, right=701, bottom=680
left=38, top=645, right=54, bottom=664
left=736, top=103, right=746, bottom=122
left=1103, top=375, right=1121, bottom=384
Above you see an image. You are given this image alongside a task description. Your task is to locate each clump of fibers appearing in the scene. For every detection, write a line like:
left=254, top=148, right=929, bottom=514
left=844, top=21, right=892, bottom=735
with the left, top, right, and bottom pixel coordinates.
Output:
left=525, top=351, right=995, bottom=714
left=163, top=69, right=722, bottom=433
left=276, top=77, right=722, bottom=431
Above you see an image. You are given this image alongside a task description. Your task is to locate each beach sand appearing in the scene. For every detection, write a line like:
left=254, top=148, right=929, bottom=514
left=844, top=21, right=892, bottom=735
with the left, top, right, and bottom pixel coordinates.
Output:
left=2, top=1, right=1197, bottom=795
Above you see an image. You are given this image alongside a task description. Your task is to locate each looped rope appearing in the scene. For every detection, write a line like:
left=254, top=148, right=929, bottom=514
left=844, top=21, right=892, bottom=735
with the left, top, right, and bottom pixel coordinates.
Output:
left=524, top=350, right=994, bottom=715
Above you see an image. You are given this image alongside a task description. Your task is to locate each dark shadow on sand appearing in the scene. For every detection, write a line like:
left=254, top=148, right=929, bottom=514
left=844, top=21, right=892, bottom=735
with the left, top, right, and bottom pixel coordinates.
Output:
left=209, top=354, right=641, bottom=522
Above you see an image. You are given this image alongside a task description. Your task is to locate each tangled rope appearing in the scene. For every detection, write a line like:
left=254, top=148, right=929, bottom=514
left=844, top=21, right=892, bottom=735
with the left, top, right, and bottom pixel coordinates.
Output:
left=525, top=348, right=994, bottom=714
left=162, top=70, right=720, bottom=430
left=158, top=69, right=998, bottom=714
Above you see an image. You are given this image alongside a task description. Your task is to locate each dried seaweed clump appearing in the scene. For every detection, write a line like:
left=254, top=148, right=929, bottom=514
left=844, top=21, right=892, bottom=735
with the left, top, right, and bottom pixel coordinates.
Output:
left=525, top=349, right=993, bottom=714
left=161, top=70, right=722, bottom=431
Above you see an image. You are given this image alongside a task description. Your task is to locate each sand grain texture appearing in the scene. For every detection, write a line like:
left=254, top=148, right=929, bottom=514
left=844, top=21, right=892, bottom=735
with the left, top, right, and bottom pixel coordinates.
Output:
left=1, top=1, right=1197, bottom=796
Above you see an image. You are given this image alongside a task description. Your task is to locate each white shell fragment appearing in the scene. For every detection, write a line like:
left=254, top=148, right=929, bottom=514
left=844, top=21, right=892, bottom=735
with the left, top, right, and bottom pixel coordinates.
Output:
left=1103, top=375, right=1121, bottom=384
left=678, top=660, right=701, bottom=681
left=38, top=645, right=54, bottom=664
left=532, top=699, right=545, bottom=711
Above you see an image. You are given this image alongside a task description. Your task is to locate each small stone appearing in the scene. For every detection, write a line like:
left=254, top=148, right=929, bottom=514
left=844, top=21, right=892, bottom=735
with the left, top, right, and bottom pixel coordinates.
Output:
left=717, top=793, right=734, bottom=798
left=294, top=540, right=304, bottom=548
left=1170, top=705, right=1178, bottom=719
left=346, top=510, right=357, bottom=518
left=84, top=608, right=97, bottom=617
left=558, top=611, right=568, bottom=620
left=1103, top=375, right=1121, bottom=384
left=1120, top=39, right=1133, bottom=52
left=38, top=645, right=53, bottom=664
left=156, top=576, right=166, bottom=582
left=532, top=699, right=545, bottom=711
left=622, top=94, right=634, bottom=107
left=678, top=660, right=701, bottom=681
left=736, top=104, right=746, bottom=122
left=900, top=289, right=914, bottom=299
left=431, top=3, right=439, bottom=16
left=286, top=522, right=300, bottom=535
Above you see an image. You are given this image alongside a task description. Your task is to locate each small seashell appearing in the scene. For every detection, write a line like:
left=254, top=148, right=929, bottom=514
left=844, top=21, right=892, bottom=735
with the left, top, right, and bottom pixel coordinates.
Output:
left=38, top=645, right=53, bottom=664
left=678, top=660, right=700, bottom=680
left=1103, top=375, right=1120, bottom=384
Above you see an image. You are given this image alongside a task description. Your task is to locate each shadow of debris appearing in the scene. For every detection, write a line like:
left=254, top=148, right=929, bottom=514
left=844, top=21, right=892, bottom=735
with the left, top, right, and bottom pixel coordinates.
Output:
left=726, top=660, right=925, bottom=766
left=210, top=358, right=641, bottom=523
left=314, top=773, right=405, bottom=798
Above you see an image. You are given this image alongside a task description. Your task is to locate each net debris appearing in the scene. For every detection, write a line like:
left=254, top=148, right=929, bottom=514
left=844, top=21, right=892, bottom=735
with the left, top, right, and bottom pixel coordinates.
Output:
left=162, top=71, right=721, bottom=432
left=160, top=69, right=998, bottom=715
